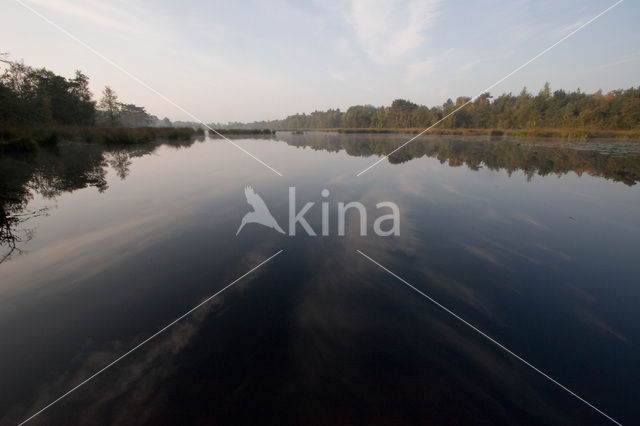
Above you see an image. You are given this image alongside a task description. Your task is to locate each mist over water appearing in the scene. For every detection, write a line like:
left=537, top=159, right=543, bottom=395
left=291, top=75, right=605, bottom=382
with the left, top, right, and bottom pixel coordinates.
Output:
left=1, top=133, right=639, bottom=425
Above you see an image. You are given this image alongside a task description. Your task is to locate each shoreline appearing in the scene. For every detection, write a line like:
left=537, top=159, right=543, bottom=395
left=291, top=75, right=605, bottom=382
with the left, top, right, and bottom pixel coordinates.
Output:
left=0, top=126, right=275, bottom=155
left=280, top=127, right=640, bottom=140
left=3, top=124, right=640, bottom=156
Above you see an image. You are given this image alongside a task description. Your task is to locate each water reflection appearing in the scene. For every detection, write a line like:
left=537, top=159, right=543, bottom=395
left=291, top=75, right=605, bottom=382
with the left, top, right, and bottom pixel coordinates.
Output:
left=0, top=138, right=200, bottom=264
left=0, top=133, right=639, bottom=425
left=279, top=132, right=640, bottom=185
left=3, top=133, right=639, bottom=264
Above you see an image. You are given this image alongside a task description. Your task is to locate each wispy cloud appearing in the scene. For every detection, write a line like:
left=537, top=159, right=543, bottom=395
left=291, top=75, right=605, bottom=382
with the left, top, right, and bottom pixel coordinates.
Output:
left=457, top=58, right=485, bottom=73
left=349, top=0, right=440, bottom=63
left=7, top=0, right=637, bottom=121
left=24, top=0, right=152, bottom=36
left=405, top=57, right=438, bottom=86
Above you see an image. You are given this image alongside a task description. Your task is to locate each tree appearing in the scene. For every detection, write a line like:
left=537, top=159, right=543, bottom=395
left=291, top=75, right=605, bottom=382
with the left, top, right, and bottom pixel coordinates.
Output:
left=389, top=99, right=418, bottom=128
left=119, top=103, right=152, bottom=127
left=442, top=98, right=455, bottom=128
left=0, top=58, right=97, bottom=125
left=412, top=105, right=432, bottom=127
left=472, top=93, right=492, bottom=128
left=454, top=96, right=472, bottom=127
left=99, top=86, right=120, bottom=126
left=343, top=105, right=376, bottom=128
left=70, top=71, right=95, bottom=125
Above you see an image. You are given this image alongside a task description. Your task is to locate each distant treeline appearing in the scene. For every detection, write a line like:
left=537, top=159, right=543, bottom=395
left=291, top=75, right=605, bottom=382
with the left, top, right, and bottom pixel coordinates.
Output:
left=221, top=84, right=640, bottom=133
left=0, top=55, right=174, bottom=128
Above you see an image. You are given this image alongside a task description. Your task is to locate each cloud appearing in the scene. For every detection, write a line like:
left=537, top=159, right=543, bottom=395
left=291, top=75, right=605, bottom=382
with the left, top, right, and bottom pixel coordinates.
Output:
left=576, top=307, right=628, bottom=342
left=516, top=213, right=550, bottom=231
left=349, top=0, right=440, bottom=63
left=330, top=69, right=349, bottom=82
left=457, top=58, right=485, bottom=73
left=552, top=19, right=584, bottom=39
left=24, top=0, right=153, bottom=36
left=458, top=242, right=503, bottom=267
left=405, top=57, right=438, bottom=86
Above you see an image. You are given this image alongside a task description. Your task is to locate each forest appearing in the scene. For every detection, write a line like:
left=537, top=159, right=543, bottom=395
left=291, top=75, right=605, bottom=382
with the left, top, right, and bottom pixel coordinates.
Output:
left=0, top=55, right=208, bottom=152
left=0, top=55, right=171, bottom=128
left=221, top=84, right=640, bottom=136
left=2, top=54, right=639, bottom=142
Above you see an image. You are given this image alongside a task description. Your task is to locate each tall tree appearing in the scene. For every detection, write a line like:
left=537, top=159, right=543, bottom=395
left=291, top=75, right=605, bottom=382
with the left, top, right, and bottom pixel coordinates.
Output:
left=98, top=86, right=120, bottom=126
left=70, top=71, right=95, bottom=125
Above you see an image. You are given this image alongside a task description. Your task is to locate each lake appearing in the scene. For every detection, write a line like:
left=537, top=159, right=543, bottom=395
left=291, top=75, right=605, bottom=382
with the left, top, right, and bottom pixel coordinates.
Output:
left=1, top=132, right=639, bottom=425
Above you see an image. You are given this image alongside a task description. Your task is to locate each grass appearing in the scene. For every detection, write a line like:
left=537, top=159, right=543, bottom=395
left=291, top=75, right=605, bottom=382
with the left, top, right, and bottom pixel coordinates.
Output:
left=0, top=125, right=204, bottom=155
left=210, top=128, right=274, bottom=135
left=3, top=124, right=638, bottom=156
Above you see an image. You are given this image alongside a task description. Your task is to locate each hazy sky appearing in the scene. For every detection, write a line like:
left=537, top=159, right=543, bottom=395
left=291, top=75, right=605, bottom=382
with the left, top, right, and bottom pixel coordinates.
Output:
left=2, top=0, right=638, bottom=123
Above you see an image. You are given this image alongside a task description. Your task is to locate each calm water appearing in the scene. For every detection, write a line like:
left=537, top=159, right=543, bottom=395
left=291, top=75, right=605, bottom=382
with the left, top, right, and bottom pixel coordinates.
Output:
left=1, top=133, right=639, bottom=425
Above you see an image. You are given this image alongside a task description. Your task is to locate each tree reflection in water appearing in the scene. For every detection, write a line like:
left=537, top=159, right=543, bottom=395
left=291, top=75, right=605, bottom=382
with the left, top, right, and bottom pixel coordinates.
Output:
left=1, top=134, right=638, bottom=263
left=0, top=137, right=200, bottom=263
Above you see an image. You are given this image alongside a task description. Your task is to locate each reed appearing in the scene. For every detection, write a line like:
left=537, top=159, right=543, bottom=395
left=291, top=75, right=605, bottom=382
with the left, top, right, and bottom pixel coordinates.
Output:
left=0, top=125, right=201, bottom=154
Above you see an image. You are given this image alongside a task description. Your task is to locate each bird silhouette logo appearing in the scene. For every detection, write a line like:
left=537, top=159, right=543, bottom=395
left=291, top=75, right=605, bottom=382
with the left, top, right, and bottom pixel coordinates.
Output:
left=236, top=186, right=285, bottom=235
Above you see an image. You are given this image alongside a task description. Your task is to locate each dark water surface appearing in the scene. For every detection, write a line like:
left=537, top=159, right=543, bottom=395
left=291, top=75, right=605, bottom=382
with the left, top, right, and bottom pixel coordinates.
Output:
left=1, top=133, right=639, bottom=425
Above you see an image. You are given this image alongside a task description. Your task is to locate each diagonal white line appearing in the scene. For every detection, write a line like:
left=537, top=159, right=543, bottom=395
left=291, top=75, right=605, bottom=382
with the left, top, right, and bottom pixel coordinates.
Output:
left=14, top=0, right=283, bottom=177
left=18, top=249, right=284, bottom=425
left=356, top=0, right=625, bottom=176
left=356, top=249, right=622, bottom=425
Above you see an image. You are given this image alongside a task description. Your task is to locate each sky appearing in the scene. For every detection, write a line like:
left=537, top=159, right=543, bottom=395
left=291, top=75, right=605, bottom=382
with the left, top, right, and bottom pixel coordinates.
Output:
left=1, top=0, right=639, bottom=123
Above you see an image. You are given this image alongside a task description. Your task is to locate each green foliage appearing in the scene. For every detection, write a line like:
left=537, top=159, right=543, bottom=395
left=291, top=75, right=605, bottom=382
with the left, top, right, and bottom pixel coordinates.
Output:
left=233, top=84, right=640, bottom=132
left=0, top=55, right=210, bottom=154
left=0, top=56, right=171, bottom=130
left=210, top=128, right=273, bottom=135
left=119, top=103, right=153, bottom=127
left=98, top=86, right=120, bottom=126
left=0, top=126, right=200, bottom=156
left=343, top=105, right=377, bottom=128
left=86, top=127, right=197, bottom=144
left=0, top=62, right=96, bottom=125
left=165, top=128, right=195, bottom=140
